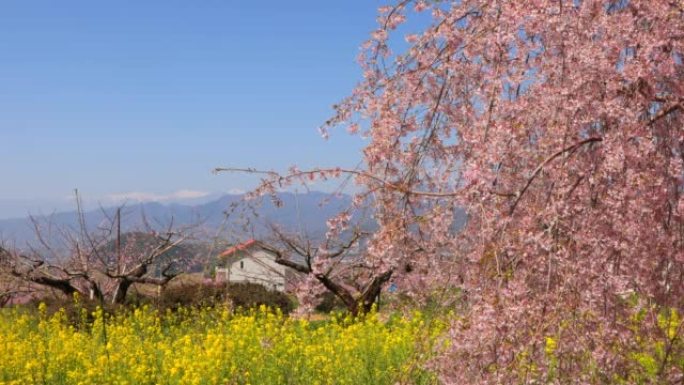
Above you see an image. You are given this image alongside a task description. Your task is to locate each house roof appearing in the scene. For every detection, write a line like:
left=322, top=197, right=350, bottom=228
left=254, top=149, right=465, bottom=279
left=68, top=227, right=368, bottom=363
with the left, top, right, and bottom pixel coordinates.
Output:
left=218, top=239, right=260, bottom=258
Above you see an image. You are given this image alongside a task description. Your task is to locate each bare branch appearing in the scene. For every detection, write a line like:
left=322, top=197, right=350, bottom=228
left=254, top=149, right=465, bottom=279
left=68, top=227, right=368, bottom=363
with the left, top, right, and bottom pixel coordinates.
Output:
left=214, top=167, right=462, bottom=198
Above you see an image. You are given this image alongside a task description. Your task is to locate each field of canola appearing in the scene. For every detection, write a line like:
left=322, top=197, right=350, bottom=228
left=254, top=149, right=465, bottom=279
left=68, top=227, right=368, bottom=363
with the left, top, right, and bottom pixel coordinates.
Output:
left=0, top=304, right=443, bottom=385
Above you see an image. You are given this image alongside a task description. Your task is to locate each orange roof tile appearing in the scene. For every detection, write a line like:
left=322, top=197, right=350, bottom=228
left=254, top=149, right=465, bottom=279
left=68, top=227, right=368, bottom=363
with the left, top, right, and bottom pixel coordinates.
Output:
left=218, top=239, right=258, bottom=258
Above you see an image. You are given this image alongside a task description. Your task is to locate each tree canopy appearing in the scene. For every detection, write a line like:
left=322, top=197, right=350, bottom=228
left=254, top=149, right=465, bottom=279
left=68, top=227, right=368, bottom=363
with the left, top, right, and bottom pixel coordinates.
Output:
left=237, top=0, right=684, bottom=382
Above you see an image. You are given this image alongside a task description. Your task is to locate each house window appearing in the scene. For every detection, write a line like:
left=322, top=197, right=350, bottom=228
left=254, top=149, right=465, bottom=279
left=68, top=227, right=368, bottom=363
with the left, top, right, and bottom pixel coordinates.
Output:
left=240, top=261, right=244, bottom=269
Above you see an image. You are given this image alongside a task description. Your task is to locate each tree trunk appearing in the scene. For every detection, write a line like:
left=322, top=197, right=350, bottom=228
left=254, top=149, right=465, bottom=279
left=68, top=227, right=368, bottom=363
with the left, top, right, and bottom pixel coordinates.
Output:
left=112, top=279, right=132, bottom=305
left=89, top=282, right=104, bottom=302
left=339, top=270, right=393, bottom=316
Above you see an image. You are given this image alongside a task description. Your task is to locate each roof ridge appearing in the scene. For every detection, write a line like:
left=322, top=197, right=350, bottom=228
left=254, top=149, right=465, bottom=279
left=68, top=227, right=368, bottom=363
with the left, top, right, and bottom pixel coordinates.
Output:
left=218, top=238, right=259, bottom=258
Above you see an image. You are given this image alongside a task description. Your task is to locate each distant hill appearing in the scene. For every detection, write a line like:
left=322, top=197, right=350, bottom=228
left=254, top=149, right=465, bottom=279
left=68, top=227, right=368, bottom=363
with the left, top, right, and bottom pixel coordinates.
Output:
left=0, top=192, right=355, bottom=248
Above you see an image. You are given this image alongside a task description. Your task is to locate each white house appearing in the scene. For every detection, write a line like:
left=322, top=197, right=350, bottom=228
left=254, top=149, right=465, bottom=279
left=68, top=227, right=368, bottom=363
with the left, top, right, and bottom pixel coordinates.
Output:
left=215, top=239, right=289, bottom=292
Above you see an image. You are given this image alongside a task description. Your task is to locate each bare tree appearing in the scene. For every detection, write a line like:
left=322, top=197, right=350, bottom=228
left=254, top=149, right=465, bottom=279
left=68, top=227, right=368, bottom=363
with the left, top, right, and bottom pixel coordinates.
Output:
left=263, top=226, right=393, bottom=316
left=1, top=243, right=97, bottom=300
left=0, top=250, right=35, bottom=307
left=0, top=195, right=193, bottom=305
left=104, top=228, right=187, bottom=304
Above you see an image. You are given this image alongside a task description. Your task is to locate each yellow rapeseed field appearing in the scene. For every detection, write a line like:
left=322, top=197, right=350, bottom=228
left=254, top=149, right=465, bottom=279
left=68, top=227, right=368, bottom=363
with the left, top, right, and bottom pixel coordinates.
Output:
left=0, top=303, right=443, bottom=385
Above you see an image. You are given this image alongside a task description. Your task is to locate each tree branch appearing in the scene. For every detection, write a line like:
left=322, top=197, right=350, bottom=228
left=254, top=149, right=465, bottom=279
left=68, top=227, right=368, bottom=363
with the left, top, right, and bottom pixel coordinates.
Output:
left=214, top=167, right=462, bottom=198
left=509, top=137, right=603, bottom=215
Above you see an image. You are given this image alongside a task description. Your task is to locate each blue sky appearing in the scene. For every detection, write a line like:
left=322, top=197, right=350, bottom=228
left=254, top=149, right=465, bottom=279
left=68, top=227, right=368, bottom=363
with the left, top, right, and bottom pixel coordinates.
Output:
left=0, top=1, right=388, bottom=217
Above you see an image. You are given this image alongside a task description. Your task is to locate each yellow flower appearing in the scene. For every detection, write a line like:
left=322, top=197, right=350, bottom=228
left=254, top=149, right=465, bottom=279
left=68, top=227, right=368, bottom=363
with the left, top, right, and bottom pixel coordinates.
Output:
left=544, top=336, right=557, bottom=355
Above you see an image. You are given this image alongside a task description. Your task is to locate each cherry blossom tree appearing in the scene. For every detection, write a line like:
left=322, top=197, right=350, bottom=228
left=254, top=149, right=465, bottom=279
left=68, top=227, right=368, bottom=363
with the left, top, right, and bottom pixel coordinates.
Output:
left=222, top=0, right=683, bottom=382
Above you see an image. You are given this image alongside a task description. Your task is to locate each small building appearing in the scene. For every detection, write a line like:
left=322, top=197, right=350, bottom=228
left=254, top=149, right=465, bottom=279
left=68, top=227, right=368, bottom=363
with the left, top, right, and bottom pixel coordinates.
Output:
left=215, top=239, right=288, bottom=292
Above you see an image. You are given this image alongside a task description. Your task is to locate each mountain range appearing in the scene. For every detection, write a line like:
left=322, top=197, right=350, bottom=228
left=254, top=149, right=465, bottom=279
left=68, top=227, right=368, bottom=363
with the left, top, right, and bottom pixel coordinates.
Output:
left=0, top=192, right=354, bottom=248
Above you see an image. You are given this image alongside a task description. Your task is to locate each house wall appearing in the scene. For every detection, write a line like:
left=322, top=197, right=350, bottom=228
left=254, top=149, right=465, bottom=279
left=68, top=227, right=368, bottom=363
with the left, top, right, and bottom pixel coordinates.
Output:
left=226, top=249, right=287, bottom=292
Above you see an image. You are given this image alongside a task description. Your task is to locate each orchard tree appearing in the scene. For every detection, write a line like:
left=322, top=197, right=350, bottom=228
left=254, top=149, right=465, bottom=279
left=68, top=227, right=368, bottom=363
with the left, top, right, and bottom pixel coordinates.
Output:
left=263, top=226, right=394, bottom=316
left=0, top=257, right=32, bottom=307
left=0, top=202, right=191, bottom=305
left=221, top=0, right=684, bottom=383
left=213, top=197, right=398, bottom=316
